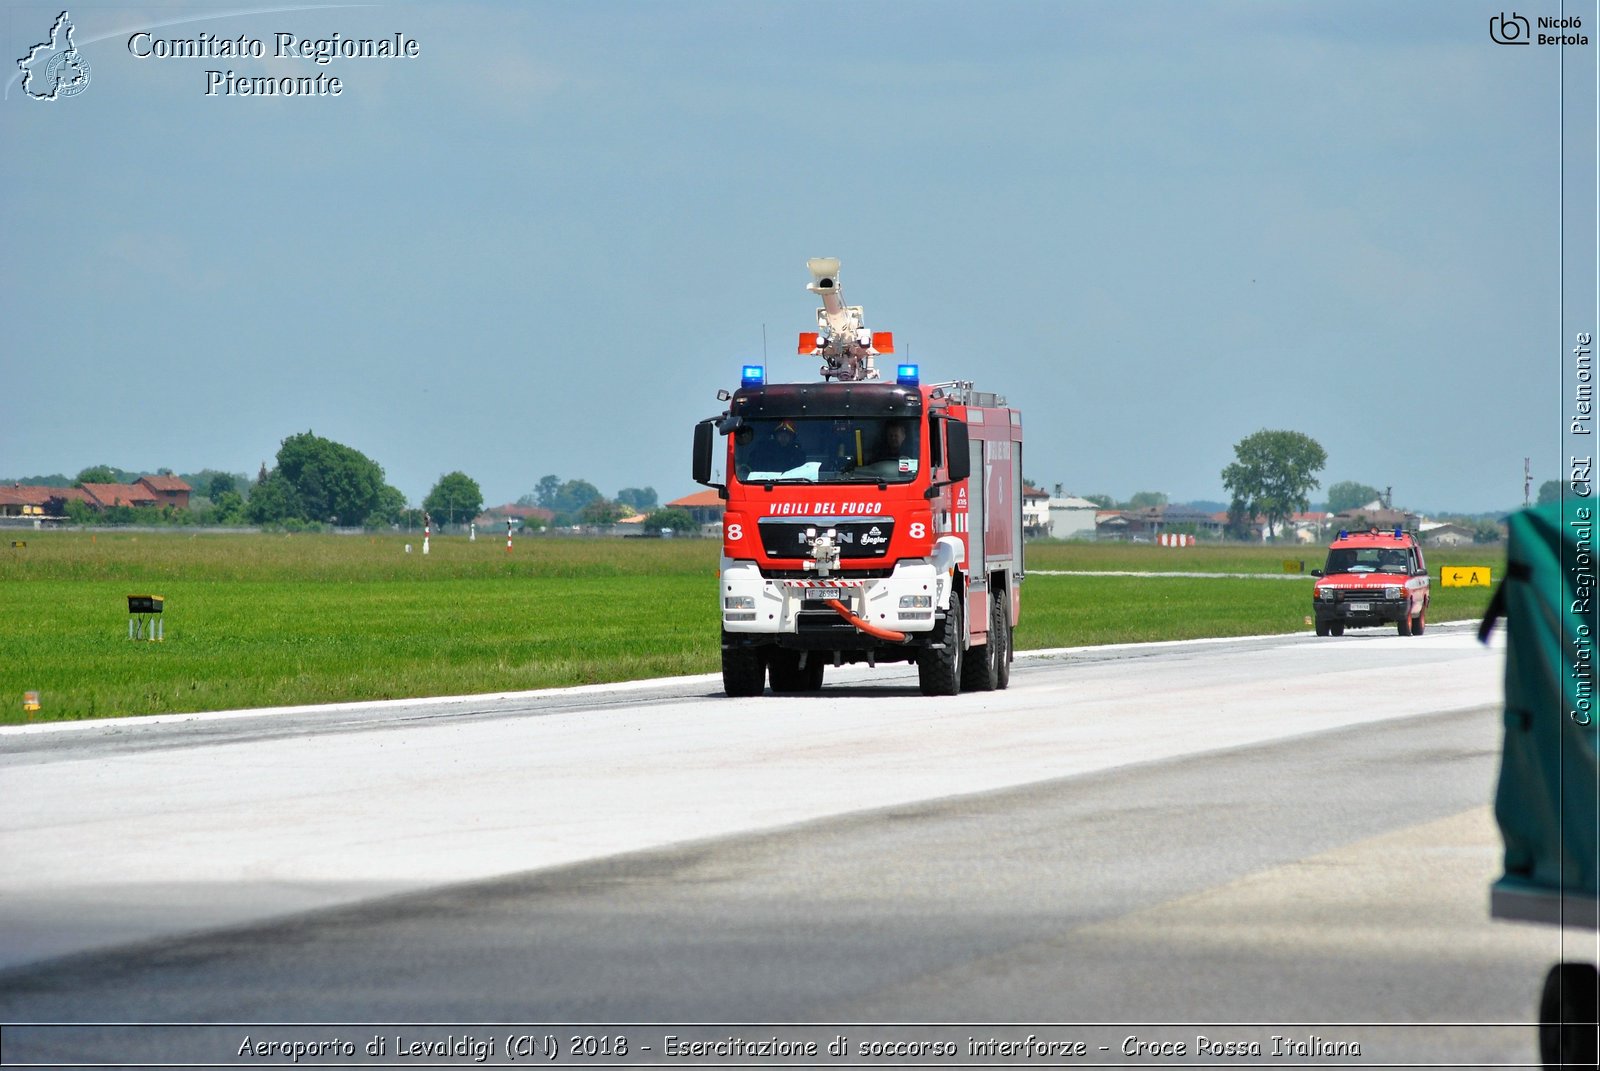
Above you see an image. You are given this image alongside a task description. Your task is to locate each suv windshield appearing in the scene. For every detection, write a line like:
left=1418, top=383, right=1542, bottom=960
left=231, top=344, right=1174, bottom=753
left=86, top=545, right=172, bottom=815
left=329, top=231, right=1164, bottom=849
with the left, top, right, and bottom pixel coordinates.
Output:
left=734, top=416, right=922, bottom=485
left=1324, top=547, right=1411, bottom=574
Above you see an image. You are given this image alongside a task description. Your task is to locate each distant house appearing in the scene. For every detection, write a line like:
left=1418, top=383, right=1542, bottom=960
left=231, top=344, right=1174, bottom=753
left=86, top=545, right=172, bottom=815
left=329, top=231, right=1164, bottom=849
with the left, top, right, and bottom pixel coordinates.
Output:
left=0, top=476, right=190, bottom=519
left=1095, top=503, right=1224, bottom=541
left=1022, top=484, right=1051, bottom=536
left=78, top=482, right=159, bottom=510
left=1046, top=496, right=1101, bottom=540
left=1334, top=503, right=1419, bottom=534
left=136, top=475, right=191, bottom=509
left=666, top=489, right=726, bottom=530
left=0, top=484, right=89, bottom=518
left=1419, top=521, right=1477, bottom=547
left=666, top=489, right=725, bottom=537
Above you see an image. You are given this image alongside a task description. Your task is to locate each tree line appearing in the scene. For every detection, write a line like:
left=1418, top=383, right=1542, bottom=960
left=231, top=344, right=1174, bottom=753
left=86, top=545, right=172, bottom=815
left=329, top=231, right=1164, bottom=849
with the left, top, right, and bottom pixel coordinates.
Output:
left=10, top=431, right=696, bottom=532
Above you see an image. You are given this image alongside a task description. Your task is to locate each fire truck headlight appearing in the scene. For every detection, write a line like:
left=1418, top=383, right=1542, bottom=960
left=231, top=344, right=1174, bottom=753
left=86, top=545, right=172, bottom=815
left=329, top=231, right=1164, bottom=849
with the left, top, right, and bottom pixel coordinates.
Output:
left=1384, top=585, right=1403, bottom=600
left=899, top=595, right=932, bottom=609
left=725, top=596, right=755, bottom=610
left=1318, top=587, right=1335, bottom=602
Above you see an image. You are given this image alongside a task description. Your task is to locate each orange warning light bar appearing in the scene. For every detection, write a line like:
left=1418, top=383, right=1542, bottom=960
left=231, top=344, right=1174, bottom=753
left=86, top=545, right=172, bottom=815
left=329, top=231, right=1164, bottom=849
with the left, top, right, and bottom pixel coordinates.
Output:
left=871, top=331, right=895, bottom=354
left=798, top=331, right=820, bottom=354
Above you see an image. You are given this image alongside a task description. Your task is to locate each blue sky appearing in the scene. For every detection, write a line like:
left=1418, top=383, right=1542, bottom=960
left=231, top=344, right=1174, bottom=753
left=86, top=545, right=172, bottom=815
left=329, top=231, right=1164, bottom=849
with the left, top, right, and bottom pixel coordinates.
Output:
left=1, top=1, right=1588, bottom=514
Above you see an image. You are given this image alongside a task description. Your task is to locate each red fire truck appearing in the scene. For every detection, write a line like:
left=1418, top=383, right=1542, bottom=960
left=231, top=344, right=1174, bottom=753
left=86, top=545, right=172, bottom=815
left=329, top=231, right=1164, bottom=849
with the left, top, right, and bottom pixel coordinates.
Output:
left=692, top=258, right=1024, bottom=697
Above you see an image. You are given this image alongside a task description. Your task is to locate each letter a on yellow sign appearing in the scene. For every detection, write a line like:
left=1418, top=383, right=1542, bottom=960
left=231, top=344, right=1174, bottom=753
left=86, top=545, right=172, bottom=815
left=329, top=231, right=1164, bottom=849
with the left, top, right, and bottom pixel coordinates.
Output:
left=1441, top=567, right=1492, bottom=588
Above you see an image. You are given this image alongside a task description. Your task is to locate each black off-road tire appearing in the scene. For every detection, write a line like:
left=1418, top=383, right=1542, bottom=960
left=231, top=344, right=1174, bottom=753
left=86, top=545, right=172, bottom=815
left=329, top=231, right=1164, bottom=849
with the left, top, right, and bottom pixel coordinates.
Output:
left=918, top=596, right=964, bottom=697
left=1412, top=606, right=1427, bottom=635
left=961, top=593, right=1000, bottom=693
left=800, top=657, right=825, bottom=691
left=722, top=640, right=766, bottom=698
left=993, top=589, right=1012, bottom=690
left=1397, top=613, right=1412, bottom=637
left=1315, top=620, right=1329, bottom=637
left=767, top=649, right=803, bottom=693
left=1330, top=624, right=1345, bottom=636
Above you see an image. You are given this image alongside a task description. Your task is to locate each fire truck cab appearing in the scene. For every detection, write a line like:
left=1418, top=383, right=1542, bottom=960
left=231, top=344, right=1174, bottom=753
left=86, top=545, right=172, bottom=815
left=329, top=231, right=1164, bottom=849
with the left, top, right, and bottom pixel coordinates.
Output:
left=691, top=260, right=1023, bottom=697
left=1309, top=528, right=1430, bottom=636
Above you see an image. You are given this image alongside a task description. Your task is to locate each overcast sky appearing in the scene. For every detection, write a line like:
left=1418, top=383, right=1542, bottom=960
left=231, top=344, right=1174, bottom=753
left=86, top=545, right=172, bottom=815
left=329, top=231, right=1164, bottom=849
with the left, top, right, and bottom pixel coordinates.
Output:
left=2, top=1, right=1590, bottom=514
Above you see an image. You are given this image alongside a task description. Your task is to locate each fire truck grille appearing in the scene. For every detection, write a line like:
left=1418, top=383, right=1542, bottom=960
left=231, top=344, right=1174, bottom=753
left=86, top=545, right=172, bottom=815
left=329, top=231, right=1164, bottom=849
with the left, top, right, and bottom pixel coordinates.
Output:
left=757, top=518, right=895, bottom=560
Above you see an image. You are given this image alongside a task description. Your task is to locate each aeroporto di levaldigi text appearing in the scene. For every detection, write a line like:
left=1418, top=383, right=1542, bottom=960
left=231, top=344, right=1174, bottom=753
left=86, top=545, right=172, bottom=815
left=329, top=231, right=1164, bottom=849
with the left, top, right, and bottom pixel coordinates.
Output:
left=126, top=31, right=420, bottom=96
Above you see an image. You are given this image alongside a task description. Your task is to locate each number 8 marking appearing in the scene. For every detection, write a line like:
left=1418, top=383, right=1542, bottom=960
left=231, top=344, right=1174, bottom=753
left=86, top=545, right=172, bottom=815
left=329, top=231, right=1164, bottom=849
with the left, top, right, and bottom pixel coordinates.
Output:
left=909, top=522, right=925, bottom=539
left=726, top=523, right=743, bottom=541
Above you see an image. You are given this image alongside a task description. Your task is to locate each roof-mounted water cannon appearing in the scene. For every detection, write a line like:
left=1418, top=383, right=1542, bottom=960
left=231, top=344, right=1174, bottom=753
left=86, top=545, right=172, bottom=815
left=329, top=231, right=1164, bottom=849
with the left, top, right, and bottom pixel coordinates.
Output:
left=797, top=257, right=895, bottom=382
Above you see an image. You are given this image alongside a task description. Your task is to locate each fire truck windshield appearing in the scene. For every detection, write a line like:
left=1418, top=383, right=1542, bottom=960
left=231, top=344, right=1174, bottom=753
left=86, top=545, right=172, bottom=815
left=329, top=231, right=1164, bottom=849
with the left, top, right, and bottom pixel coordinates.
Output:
left=735, top=416, right=922, bottom=485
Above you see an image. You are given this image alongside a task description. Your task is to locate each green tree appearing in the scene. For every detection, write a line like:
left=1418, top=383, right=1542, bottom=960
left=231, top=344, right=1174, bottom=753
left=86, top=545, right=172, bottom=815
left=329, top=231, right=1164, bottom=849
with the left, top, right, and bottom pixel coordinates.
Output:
left=553, top=479, right=603, bottom=522
left=371, top=484, right=408, bottom=527
left=580, top=498, right=623, bottom=526
left=206, top=473, right=238, bottom=500
left=210, top=490, right=247, bottom=525
left=75, top=465, right=119, bottom=485
left=616, top=486, right=658, bottom=511
left=643, top=507, right=696, bottom=534
left=1326, top=480, right=1382, bottom=514
left=423, top=472, right=484, bottom=528
left=245, top=470, right=302, bottom=524
left=1125, top=490, right=1168, bottom=510
left=271, top=430, right=391, bottom=526
left=1225, top=498, right=1256, bottom=541
left=1221, top=429, right=1327, bottom=542
left=1537, top=479, right=1563, bottom=506
left=1083, top=493, right=1116, bottom=509
left=532, top=475, right=562, bottom=510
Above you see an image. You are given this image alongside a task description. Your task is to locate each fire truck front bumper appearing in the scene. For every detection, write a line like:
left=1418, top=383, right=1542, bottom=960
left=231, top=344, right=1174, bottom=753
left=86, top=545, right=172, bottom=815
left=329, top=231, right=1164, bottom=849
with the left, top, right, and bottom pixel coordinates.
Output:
left=719, top=558, right=950, bottom=644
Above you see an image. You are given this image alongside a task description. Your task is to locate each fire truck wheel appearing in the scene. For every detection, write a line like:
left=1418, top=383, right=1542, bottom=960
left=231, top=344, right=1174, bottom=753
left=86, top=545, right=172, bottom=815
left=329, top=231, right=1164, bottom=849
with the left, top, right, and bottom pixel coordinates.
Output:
left=768, top=650, right=814, bottom=693
left=1538, top=962, right=1599, bottom=1071
left=1329, top=624, right=1345, bottom=636
left=1412, top=607, right=1426, bottom=635
left=1314, top=620, right=1329, bottom=637
left=993, top=590, right=1011, bottom=690
left=722, top=642, right=766, bottom=698
left=961, top=597, right=1000, bottom=693
left=918, top=597, right=964, bottom=697
left=1397, top=613, right=1412, bottom=637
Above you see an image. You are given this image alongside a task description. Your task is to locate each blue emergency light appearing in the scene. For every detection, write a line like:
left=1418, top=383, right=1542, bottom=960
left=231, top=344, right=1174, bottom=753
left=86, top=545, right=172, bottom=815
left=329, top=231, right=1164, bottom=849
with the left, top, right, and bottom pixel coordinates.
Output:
left=1394, top=527, right=1403, bottom=538
left=1338, top=530, right=1348, bottom=539
left=896, top=363, right=919, bottom=387
left=741, top=365, right=765, bottom=388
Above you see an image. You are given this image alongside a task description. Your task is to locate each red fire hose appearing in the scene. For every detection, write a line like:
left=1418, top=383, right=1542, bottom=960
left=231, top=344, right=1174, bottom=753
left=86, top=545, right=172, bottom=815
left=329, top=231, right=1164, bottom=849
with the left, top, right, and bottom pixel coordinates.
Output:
left=825, top=598, right=907, bottom=642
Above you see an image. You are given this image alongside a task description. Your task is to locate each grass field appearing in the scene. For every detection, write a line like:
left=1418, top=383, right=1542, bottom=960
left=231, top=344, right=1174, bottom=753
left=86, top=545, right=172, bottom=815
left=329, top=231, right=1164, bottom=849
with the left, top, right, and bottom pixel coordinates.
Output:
left=0, top=531, right=1503, bottom=724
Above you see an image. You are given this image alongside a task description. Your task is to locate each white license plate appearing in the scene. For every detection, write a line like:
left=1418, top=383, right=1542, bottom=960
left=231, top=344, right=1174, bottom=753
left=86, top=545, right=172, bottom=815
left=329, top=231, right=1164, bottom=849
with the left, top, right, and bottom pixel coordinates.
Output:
left=804, top=587, right=843, bottom=601
left=1348, top=601, right=1371, bottom=612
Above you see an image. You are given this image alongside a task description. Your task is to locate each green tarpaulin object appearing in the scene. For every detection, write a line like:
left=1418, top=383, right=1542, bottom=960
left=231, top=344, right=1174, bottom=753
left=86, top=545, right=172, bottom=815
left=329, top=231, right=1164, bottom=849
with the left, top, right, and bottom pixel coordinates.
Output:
left=1489, top=497, right=1600, bottom=927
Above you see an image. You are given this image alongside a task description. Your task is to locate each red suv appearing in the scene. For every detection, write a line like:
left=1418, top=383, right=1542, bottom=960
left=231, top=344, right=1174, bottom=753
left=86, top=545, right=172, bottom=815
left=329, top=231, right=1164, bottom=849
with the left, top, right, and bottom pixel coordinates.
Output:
left=1310, top=528, right=1430, bottom=636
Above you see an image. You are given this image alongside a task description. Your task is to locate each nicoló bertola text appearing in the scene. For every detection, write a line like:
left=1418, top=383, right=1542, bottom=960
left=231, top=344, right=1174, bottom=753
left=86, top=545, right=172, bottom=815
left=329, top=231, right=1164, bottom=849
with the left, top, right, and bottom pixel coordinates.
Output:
left=127, top=31, right=421, bottom=96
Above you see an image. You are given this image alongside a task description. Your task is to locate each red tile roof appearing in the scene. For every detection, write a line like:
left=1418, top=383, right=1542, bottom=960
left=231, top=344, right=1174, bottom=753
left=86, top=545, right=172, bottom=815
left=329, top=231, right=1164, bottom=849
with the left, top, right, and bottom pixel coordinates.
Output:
left=137, top=475, right=191, bottom=493
left=666, top=489, right=725, bottom=509
left=0, top=485, right=88, bottom=506
left=79, top=483, right=158, bottom=508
